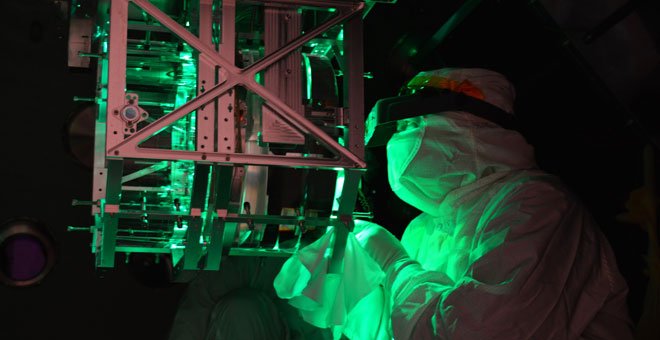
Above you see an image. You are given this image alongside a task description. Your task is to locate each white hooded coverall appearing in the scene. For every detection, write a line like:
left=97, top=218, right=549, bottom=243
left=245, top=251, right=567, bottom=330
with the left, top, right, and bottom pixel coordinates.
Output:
left=376, top=68, right=634, bottom=339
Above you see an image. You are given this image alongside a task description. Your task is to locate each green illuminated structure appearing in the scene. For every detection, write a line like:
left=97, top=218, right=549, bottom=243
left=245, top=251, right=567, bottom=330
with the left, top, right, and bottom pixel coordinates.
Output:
left=66, top=0, right=395, bottom=281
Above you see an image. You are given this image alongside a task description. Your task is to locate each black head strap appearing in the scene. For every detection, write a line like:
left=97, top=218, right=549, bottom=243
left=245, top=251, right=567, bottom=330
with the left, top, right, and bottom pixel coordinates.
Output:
left=366, top=88, right=518, bottom=147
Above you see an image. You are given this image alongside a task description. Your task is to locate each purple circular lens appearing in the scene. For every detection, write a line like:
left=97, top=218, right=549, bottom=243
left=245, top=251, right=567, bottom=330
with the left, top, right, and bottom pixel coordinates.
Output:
left=1, top=234, right=47, bottom=281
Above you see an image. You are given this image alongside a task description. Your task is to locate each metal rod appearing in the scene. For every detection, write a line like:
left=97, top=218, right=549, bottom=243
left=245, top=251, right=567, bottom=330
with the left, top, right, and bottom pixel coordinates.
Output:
left=132, top=0, right=240, bottom=74
left=68, top=226, right=92, bottom=232
left=583, top=0, right=643, bottom=44
left=243, top=0, right=357, bottom=8
left=105, top=0, right=129, bottom=149
left=116, top=246, right=170, bottom=254
left=121, top=186, right=170, bottom=192
left=417, top=0, right=483, bottom=63
left=229, top=247, right=295, bottom=257
left=121, top=161, right=170, bottom=183
left=78, top=52, right=103, bottom=58
left=111, top=147, right=359, bottom=168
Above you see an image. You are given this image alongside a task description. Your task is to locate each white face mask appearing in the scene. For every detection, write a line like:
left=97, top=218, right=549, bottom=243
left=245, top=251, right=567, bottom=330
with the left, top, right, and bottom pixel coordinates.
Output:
left=386, top=116, right=476, bottom=216
left=386, top=118, right=425, bottom=193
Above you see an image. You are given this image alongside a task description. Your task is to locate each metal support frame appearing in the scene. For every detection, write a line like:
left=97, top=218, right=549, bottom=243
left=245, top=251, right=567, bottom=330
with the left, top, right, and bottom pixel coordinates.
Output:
left=86, top=0, right=378, bottom=274
left=106, top=0, right=366, bottom=169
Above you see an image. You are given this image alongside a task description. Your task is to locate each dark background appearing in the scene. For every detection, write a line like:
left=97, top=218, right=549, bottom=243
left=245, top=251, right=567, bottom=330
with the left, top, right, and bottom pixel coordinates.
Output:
left=0, top=0, right=658, bottom=339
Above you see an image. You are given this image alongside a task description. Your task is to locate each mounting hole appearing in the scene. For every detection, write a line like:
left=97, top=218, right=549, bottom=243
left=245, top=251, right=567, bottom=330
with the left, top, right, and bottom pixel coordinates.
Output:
left=120, top=105, right=140, bottom=122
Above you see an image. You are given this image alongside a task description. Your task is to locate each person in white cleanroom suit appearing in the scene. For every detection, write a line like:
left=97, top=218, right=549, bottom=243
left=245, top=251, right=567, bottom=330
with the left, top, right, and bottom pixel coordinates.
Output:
left=355, top=67, right=635, bottom=339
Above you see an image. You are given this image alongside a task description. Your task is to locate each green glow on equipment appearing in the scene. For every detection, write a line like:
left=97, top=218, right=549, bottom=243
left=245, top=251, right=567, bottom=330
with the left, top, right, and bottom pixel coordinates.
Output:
left=331, top=169, right=346, bottom=213
left=303, top=53, right=313, bottom=102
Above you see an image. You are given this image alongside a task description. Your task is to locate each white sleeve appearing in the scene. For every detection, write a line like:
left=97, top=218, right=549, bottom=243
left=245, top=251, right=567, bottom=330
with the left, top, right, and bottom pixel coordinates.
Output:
left=388, top=182, right=633, bottom=339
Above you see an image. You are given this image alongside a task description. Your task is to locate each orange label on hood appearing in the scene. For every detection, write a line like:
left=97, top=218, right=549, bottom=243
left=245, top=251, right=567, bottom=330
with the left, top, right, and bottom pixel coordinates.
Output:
left=406, top=75, right=486, bottom=100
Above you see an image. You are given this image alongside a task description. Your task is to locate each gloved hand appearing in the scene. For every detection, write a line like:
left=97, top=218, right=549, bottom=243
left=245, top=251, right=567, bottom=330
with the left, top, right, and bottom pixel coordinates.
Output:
left=353, top=220, right=411, bottom=274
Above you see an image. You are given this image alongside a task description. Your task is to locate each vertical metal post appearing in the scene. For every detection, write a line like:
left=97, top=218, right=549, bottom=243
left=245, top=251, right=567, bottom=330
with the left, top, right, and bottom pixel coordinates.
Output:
left=241, top=94, right=269, bottom=242
left=92, top=1, right=112, bottom=215
left=343, top=11, right=365, bottom=160
left=98, top=159, right=123, bottom=268
left=328, top=169, right=363, bottom=274
left=92, top=146, right=107, bottom=216
left=217, top=0, right=236, bottom=153
left=327, top=7, right=367, bottom=274
left=105, top=0, right=128, bottom=152
left=197, top=0, right=218, bottom=153
left=204, top=165, right=234, bottom=270
left=182, top=164, right=211, bottom=270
